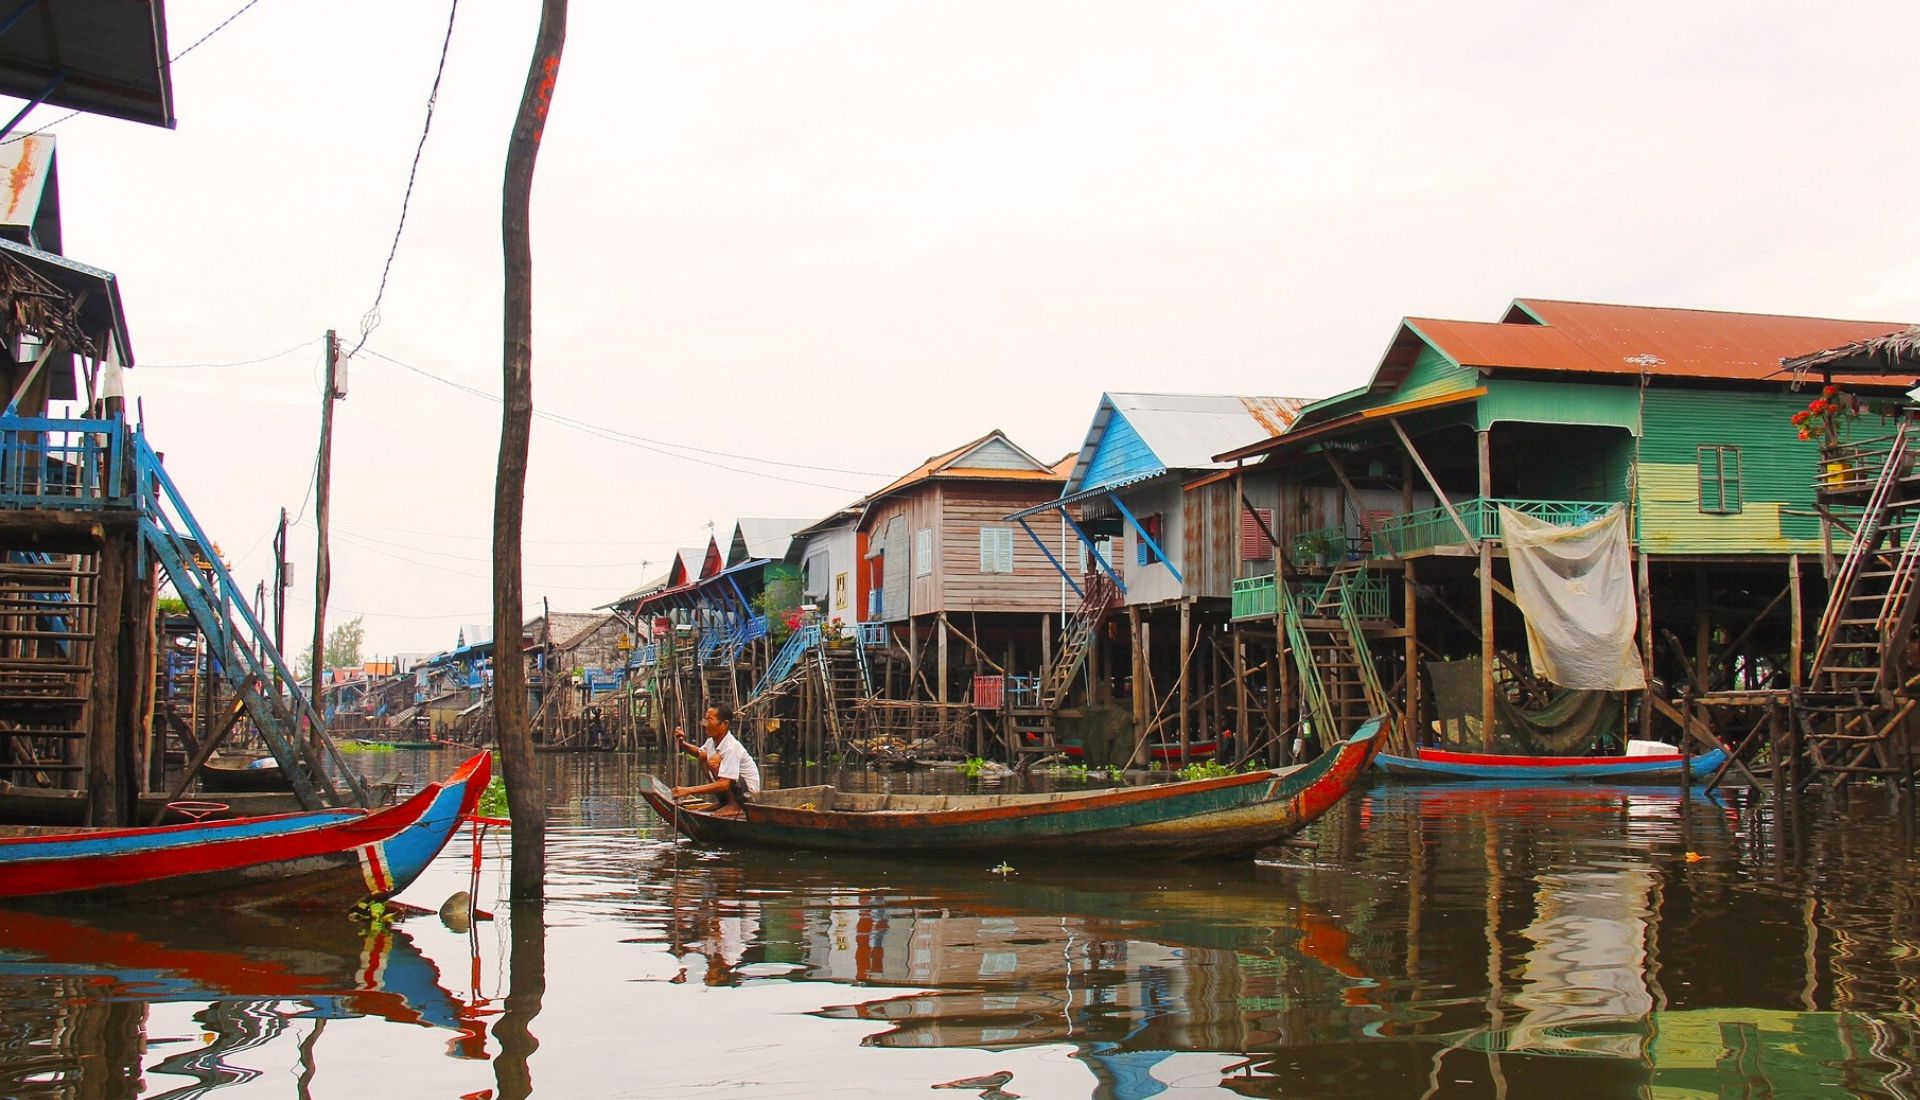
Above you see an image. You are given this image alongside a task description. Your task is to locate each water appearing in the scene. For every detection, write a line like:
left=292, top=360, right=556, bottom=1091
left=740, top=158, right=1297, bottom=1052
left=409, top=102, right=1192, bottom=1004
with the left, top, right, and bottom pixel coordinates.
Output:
left=4, top=752, right=1919, bottom=1098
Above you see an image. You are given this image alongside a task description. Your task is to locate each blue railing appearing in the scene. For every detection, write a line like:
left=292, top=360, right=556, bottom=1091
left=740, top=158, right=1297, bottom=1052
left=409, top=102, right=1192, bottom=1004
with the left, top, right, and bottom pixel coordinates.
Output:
left=726, top=613, right=769, bottom=660
left=132, top=428, right=366, bottom=808
left=0, top=415, right=128, bottom=510
left=697, top=622, right=732, bottom=665
left=1007, top=674, right=1041, bottom=709
left=751, top=623, right=820, bottom=698
left=856, top=621, right=889, bottom=647
left=628, top=641, right=659, bottom=669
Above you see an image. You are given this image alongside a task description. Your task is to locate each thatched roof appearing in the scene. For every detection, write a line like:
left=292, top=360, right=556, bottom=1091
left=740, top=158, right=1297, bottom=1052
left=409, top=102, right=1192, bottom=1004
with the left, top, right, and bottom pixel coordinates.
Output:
left=1782, top=326, right=1920, bottom=376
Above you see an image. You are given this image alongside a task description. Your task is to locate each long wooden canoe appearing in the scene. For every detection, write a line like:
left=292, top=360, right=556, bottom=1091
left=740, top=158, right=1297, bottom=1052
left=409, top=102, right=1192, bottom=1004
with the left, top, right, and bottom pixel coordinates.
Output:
left=1373, top=745, right=1729, bottom=783
left=0, top=752, right=489, bottom=907
left=640, top=718, right=1385, bottom=860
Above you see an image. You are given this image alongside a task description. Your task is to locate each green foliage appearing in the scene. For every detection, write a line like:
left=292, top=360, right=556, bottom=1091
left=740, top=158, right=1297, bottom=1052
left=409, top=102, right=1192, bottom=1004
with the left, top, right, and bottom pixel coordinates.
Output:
left=476, top=768, right=509, bottom=818
left=754, top=572, right=805, bottom=644
left=1177, top=760, right=1235, bottom=781
left=1044, top=762, right=1090, bottom=781
left=339, top=741, right=396, bottom=755
left=960, top=757, right=988, bottom=778
left=156, top=596, right=189, bottom=617
left=295, top=616, right=366, bottom=679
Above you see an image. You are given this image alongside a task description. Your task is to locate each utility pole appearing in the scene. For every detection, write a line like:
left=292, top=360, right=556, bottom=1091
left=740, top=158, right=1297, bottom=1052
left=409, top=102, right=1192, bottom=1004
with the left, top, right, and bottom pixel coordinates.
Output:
left=273, top=506, right=288, bottom=685
left=495, top=0, right=567, bottom=901
left=311, top=330, right=343, bottom=755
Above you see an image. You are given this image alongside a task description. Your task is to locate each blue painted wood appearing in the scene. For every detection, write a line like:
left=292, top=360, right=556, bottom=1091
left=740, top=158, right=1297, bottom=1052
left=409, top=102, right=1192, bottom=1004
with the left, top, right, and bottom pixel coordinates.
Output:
left=1111, top=493, right=1183, bottom=585
left=1373, top=747, right=1729, bottom=783
left=1060, top=508, right=1126, bottom=595
left=1082, top=406, right=1161, bottom=492
left=1015, top=516, right=1083, bottom=597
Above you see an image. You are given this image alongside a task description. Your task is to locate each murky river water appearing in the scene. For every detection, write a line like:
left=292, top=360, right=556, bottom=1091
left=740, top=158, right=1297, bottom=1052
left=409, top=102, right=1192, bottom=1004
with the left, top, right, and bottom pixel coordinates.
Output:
left=3, top=751, right=1919, bottom=1098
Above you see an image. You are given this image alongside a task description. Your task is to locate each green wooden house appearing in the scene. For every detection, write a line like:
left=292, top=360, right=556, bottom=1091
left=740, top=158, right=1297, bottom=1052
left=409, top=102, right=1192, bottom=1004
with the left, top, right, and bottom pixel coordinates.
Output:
left=1219, top=299, right=1913, bottom=753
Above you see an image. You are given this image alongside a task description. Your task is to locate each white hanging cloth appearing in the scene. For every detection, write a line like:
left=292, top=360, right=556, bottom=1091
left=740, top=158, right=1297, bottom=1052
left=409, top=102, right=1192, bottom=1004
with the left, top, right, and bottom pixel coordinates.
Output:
left=1499, top=505, right=1646, bottom=691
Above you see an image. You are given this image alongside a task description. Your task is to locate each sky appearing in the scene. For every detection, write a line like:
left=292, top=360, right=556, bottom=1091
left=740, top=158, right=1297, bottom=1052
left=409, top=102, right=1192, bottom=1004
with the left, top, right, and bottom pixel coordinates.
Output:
left=21, top=0, right=1920, bottom=657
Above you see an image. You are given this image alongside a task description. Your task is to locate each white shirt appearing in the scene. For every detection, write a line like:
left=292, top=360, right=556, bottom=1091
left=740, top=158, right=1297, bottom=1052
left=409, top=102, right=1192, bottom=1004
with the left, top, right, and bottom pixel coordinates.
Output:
left=712, top=731, right=761, bottom=796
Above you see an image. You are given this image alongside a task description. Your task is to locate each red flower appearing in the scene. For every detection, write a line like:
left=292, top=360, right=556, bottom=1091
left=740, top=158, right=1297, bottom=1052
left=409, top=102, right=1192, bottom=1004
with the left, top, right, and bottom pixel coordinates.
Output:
left=1823, top=385, right=1839, bottom=397
left=1798, top=429, right=1812, bottom=441
left=1792, top=410, right=1810, bottom=425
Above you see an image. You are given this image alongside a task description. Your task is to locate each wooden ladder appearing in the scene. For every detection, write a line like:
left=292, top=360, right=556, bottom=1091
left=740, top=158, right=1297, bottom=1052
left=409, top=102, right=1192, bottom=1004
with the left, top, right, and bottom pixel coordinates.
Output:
left=0, top=550, right=94, bottom=788
left=1039, top=574, right=1120, bottom=710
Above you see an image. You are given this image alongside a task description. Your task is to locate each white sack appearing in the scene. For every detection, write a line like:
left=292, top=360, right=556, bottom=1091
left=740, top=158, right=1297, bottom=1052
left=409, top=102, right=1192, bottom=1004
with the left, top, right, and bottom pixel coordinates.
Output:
left=1500, top=505, right=1646, bottom=691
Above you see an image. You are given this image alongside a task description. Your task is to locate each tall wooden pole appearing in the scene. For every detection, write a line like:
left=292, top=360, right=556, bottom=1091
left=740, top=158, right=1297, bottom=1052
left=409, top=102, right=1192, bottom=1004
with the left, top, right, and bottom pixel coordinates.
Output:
left=1477, top=428, right=1495, bottom=750
left=273, top=506, right=288, bottom=685
left=311, top=330, right=340, bottom=757
left=496, top=0, right=567, bottom=900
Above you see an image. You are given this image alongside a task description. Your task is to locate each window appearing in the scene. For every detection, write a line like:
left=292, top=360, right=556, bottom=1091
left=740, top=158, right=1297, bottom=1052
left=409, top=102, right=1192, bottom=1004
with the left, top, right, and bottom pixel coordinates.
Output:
left=1241, top=508, right=1274, bottom=562
left=914, top=527, right=934, bottom=576
left=1698, top=446, right=1742, bottom=514
left=979, top=527, right=1015, bottom=573
left=1136, top=513, right=1164, bottom=566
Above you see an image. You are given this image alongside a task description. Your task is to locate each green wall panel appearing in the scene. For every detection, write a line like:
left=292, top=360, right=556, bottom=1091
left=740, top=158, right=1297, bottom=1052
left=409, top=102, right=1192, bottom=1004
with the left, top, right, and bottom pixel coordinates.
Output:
left=1477, top=379, right=1642, bottom=433
left=1637, top=388, right=1824, bottom=554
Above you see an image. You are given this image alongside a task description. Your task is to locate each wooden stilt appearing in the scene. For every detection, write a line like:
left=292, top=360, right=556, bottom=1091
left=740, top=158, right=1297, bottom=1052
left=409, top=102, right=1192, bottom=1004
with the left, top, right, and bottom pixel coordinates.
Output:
left=1788, top=554, right=1804, bottom=690
left=1404, top=557, right=1420, bottom=752
left=85, top=533, right=128, bottom=826
left=936, top=614, right=949, bottom=704
left=1477, top=429, right=1495, bottom=750
left=1178, top=600, right=1192, bottom=765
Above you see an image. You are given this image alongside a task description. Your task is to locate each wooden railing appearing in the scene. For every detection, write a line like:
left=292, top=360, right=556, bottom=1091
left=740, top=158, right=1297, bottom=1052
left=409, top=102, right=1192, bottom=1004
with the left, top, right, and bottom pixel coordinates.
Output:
left=1372, top=497, right=1616, bottom=556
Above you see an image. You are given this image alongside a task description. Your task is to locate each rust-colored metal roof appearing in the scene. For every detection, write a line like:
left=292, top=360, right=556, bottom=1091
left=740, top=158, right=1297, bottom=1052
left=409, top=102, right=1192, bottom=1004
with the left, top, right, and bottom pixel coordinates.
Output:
left=862, top=430, right=1065, bottom=505
left=1487, top=299, right=1912, bottom=381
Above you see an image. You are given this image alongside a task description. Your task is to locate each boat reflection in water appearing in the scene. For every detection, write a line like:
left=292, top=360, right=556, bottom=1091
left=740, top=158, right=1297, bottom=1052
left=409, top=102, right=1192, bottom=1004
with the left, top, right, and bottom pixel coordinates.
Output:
left=636, top=779, right=1920, bottom=1098
left=0, top=905, right=485, bottom=1098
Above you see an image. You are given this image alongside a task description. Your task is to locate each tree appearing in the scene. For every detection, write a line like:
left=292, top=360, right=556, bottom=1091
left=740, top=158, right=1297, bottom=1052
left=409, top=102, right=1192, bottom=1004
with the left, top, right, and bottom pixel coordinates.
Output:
left=295, top=616, right=364, bottom=679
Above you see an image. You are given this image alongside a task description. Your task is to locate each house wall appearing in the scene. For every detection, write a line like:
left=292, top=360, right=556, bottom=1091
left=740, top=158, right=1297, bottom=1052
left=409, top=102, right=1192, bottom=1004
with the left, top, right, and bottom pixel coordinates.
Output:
left=1181, top=478, right=1241, bottom=599
left=934, top=483, right=1073, bottom=615
left=798, top=524, right=859, bottom=621
left=1636, top=386, right=1833, bottom=555
left=1117, top=480, right=1185, bottom=606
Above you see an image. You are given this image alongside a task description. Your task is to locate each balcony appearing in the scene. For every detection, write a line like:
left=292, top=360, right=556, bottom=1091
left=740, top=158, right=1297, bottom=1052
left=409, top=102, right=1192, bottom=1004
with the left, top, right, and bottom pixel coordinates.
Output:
left=1817, top=433, right=1900, bottom=498
left=1231, top=573, right=1277, bottom=621
left=0, top=415, right=131, bottom=511
left=1371, top=497, right=1616, bottom=557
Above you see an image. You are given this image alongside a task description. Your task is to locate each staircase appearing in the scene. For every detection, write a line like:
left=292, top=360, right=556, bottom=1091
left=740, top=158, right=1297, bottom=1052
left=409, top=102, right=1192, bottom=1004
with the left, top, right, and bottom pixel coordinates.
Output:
left=1802, top=416, right=1920, bottom=784
left=815, top=643, right=868, bottom=743
left=1282, top=563, right=1396, bottom=748
left=0, top=550, right=91, bottom=786
left=1039, top=574, right=1121, bottom=710
left=699, top=664, right=735, bottom=712
left=131, top=431, right=366, bottom=808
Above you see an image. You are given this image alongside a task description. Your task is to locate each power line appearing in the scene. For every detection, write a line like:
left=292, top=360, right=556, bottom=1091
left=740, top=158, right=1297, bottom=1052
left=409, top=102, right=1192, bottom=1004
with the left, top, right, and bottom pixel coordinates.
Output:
left=343, top=0, right=460, bottom=363
left=362, top=346, right=883, bottom=489
left=140, top=336, right=320, bottom=370
left=2, top=0, right=271, bottom=146
left=329, top=514, right=704, bottom=549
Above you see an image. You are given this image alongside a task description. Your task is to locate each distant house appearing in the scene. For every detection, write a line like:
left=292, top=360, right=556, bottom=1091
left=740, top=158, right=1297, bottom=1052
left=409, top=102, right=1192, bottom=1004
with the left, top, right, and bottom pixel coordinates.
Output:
left=855, top=430, right=1074, bottom=701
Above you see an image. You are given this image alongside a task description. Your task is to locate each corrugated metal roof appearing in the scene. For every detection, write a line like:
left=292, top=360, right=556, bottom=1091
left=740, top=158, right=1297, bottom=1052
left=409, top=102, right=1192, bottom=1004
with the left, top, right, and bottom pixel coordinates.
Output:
left=0, top=235, right=133, bottom=367
left=862, top=430, right=1062, bottom=506
left=1064, top=393, right=1310, bottom=493
left=729, top=517, right=809, bottom=565
left=0, top=1, right=176, bottom=129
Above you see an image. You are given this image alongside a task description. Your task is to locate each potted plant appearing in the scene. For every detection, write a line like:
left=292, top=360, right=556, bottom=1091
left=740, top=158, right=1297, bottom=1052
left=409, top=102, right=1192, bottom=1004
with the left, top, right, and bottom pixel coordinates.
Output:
left=1793, top=385, right=1862, bottom=486
left=822, top=616, right=850, bottom=647
left=1292, top=530, right=1335, bottom=569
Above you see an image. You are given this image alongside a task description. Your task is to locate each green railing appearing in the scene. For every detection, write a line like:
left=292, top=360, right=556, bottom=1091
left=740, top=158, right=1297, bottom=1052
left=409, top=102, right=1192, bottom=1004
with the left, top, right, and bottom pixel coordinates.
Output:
left=1372, top=497, right=1616, bottom=556
left=1231, top=573, right=1277, bottom=620
left=1289, top=525, right=1348, bottom=566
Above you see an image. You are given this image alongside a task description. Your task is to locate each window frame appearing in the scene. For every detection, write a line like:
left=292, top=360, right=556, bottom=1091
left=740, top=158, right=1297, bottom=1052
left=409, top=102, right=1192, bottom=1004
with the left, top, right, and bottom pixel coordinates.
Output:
left=914, top=527, right=934, bottom=576
left=978, top=526, right=1015, bottom=574
left=1698, top=445, right=1743, bottom=515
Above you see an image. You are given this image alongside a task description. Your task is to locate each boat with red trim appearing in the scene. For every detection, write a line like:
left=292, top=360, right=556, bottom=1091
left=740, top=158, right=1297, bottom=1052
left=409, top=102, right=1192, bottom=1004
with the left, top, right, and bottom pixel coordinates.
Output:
left=1372, top=743, right=1728, bottom=783
left=640, top=718, right=1385, bottom=860
left=0, top=752, right=490, bottom=907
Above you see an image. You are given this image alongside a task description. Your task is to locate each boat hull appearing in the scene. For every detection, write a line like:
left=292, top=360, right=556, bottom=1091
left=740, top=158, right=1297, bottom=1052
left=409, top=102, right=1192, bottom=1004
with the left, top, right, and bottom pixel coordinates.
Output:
left=0, top=752, right=489, bottom=907
left=641, top=719, right=1383, bottom=860
left=1373, top=746, right=1729, bottom=783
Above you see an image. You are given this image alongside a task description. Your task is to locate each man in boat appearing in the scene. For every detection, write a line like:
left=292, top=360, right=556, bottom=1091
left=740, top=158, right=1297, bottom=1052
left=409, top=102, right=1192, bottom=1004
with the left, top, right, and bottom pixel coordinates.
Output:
left=671, top=704, right=762, bottom=818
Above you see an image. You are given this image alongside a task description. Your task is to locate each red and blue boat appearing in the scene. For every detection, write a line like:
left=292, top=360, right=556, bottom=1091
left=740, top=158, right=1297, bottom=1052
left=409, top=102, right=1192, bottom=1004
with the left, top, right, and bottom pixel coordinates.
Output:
left=0, top=752, right=490, bottom=907
left=1372, top=744, right=1728, bottom=783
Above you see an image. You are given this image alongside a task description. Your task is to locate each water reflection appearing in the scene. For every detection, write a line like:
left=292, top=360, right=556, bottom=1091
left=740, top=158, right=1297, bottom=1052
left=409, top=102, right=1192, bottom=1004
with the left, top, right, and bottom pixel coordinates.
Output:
left=0, top=906, right=482, bottom=1098
left=7, top=754, right=1920, bottom=1097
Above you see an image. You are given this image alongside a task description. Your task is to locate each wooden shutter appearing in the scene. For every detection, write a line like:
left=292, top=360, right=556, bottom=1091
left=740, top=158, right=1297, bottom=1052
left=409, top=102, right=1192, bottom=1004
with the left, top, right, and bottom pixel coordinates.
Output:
left=1241, top=508, right=1273, bottom=562
left=979, top=527, right=1014, bottom=573
left=915, top=528, right=933, bottom=576
left=1136, top=513, right=1162, bottom=566
left=996, top=529, right=1014, bottom=573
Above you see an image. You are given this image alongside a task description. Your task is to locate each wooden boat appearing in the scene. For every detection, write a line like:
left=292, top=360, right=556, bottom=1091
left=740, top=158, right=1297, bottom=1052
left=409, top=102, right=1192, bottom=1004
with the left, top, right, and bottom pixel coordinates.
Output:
left=1372, top=744, right=1729, bottom=783
left=639, top=718, right=1385, bottom=860
left=0, top=752, right=489, bottom=907
left=198, top=754, right=293, bottom=793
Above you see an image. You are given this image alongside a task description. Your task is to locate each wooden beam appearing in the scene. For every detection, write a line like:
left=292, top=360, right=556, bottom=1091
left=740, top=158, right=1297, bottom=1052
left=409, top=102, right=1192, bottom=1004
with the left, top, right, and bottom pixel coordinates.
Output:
left=1392, top=419, right=1480, bottom=554
left=152, top=679, right=254, bottom=821
left=85, top=536, right=127, bottom=825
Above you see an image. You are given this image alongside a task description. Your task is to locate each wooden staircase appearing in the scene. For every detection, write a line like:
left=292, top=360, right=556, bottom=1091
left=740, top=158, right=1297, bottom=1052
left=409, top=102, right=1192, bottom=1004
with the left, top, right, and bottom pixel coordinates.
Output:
left=1283, top=564, right=1397, bottom=748
left=815, top=643, right=868, bottom=744
left=1010, top=574, right=1120, bottom=765
left=1803, top=416, right=1920, bottom=785
left=0, top=550, right=93, bottom=787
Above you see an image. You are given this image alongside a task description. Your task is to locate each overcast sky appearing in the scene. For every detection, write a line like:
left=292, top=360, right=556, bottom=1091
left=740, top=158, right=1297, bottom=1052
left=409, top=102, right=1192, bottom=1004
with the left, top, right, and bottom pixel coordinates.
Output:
left=24, top=0, right=1920, bottom=657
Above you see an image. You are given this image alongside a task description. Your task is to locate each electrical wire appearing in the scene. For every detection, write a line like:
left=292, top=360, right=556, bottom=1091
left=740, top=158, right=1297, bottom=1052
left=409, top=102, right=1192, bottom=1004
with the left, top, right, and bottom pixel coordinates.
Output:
left=343, top=0, right=460, bottom=363
left=2, top=0, right=271, bottom=146
left=362, top=346, right=883, bottom=489
left=140, top=337, right=321, bottom=370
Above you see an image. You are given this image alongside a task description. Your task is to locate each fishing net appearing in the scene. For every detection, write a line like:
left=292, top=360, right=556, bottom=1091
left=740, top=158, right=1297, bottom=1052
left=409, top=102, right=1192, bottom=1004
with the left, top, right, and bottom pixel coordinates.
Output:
left=1425, top=657, right=1625, bottom=754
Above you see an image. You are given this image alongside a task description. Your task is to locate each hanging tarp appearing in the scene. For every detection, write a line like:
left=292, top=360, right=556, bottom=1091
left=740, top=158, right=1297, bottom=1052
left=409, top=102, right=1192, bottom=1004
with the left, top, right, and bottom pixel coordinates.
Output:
left=1500, top=505, right=1646, bottom=691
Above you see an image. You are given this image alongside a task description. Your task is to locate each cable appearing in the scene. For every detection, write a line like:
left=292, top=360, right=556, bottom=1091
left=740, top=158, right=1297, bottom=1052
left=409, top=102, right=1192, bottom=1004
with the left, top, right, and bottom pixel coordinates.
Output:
left=362, top=346, right=882, bottom=489
left=2, top=0, right=271, bottom=146
left=140, top=337, right=321, bottom=370
left=330, top=515, right=706, bottom=548
left=343, top=0, right=460, bottom=363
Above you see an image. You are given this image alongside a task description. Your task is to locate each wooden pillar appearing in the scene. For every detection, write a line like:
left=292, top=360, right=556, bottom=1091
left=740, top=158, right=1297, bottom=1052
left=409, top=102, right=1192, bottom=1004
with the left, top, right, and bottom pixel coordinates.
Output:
left=906, top=620, right=919, bottom=699
left=1041, top=613, right=1052, bottom=678
left=1277, top=596, right=1294, bottom=765
left=1178, top=600, right=1192, bottom=764
left=1637, top=548, right=1655, bottom=743
left=1234, top=631, right=1248, bottom=751
left=936, top=614, right=949, bottom=704
left=1788, top=553, right=1804, bottom=690
left=1404, top=557, right=1420, bottom=752
left=1477, top=429, right=1495, bottom=750
left=86, top=532, right=129, bottom=826
left=1693, top=567, right=1712, bottom=692
left=1130, top=606, right=1146, bottom=737
left=119, top=562, right=153, bottom=803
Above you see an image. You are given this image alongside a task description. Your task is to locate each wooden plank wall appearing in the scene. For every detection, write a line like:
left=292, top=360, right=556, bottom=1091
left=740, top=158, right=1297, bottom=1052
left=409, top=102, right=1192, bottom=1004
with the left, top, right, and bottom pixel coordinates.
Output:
left=932, top=484, right=1075, bottom=614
